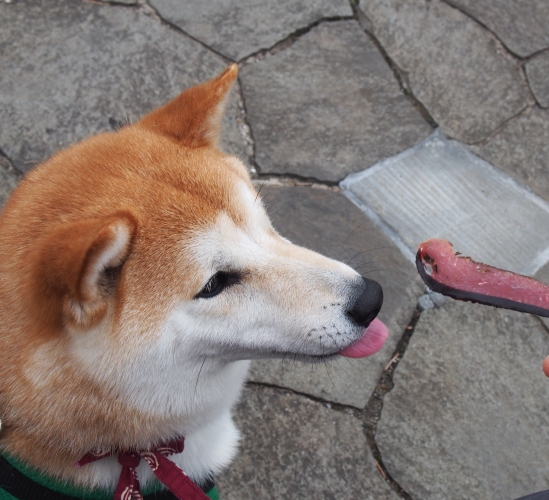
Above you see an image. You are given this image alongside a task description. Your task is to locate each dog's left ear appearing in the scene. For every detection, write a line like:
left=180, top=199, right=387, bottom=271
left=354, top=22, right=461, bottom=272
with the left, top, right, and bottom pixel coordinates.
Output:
left=140, top=64, right=238, bottom=148
left=36, top=213, right=137, bottom=328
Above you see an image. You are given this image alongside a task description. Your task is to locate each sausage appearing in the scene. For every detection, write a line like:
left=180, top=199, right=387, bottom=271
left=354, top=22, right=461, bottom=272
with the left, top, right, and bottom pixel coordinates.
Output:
left=416, top=239, right=549, bottom=317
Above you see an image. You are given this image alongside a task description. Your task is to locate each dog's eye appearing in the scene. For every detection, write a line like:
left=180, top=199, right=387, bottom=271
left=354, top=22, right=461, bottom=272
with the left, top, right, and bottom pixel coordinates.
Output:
left=195, top=271, right=241, bottom=299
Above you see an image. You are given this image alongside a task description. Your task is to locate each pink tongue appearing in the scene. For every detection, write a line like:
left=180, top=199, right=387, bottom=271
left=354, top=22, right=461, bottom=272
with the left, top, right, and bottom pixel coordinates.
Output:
left=339, top=318, right=389, bottom=358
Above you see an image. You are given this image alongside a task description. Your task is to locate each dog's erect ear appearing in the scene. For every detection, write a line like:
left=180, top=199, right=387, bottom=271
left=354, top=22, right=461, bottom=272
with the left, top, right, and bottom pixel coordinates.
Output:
left=37, top=213, right=137, bottom=328
left=140, top=64, right=238, bottom=148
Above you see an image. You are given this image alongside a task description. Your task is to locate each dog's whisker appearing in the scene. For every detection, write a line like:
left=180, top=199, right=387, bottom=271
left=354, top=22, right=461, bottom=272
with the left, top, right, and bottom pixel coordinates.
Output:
left=338, top=240, right=393, bottom=264
left=193, top=356, right=207, bottom=404
left=352, top=261, right=384, bottom=272
left=341, top=356, right=359, bottom=369
left=351, top=257, right=385, bottom=267
left=336, top=222, right=368, bottom=259
left=254, top=182, right=265, bottom=204
left=346, top=245, right=392, bottom=266
left=280, top=352, right=286, bottom=369
left=266, top=204, right=281, bottom=216
left=351, top=257, right=386, bottom=268
left=332, top=355, right=351, bottom=377
left=346, top=249, right=379, bottom=266
left=293, top=352, right=299, bottom=370
left=319, top=337, right=336, bottom=389
left=360, top=269, right=383, bottom=277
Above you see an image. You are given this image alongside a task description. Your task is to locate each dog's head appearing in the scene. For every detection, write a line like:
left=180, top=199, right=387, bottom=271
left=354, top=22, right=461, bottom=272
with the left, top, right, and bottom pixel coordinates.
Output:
left=0, top=65, right=387, bottom=456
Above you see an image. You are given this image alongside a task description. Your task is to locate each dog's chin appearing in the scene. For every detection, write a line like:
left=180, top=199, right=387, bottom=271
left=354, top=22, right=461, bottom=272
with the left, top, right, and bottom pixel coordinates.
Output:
left=212, top=320, right=388, bottom=363
left=211, top=345, right=340, bottom=364
left=264, top=350, right=340, bottom=364
left=269, top=318, right=389, bottom=362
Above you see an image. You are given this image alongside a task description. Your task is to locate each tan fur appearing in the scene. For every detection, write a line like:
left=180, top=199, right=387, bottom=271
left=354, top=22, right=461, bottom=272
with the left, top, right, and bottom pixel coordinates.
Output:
left=0, top=65, right=244, bottom=484
left=0, top=64, right=384, bottom=491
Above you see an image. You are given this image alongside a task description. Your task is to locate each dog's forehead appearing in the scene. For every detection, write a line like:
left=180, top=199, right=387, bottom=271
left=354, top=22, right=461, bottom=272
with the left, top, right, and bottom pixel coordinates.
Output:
left=185, top=179, right=274, bottom=270
left=232, top=180, right=272, bottom=231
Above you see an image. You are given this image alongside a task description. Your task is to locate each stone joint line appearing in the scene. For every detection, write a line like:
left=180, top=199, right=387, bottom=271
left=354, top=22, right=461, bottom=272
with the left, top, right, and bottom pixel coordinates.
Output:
left=353, top=4, right=438, bottom=131
left=440, top=0, right=539, bottom=61
left=238, top=15, right=356, bottom=65
left=249, top=304, right=425, bottom=500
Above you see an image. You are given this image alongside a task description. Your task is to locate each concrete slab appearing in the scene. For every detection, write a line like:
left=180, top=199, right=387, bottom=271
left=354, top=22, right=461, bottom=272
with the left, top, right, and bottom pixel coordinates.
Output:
left=248, top=185, right=423, bottom=407
left=472, top=108, right=549, bottom=203
left=535, top=263, right=549, bottom=331
left=376, top=301, right=549, bottom=500
left=358, top=0, right=530, bottom=144
left=445, top=0, right=549, bottom=58
left=218, top=384, right=400, bottom=499
left=526, top=52, right=549, bottom=109
left=341, top=130, right=549, bottom=275
left=0, top=0, right=248, bottom=172
left=149, top=0, right=351, bottom=61
left=240, top=20, right=432, bottom=182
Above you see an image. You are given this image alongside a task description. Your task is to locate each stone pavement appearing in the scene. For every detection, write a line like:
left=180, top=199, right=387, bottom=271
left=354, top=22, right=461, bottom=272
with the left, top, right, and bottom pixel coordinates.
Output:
left=1, top=0, right=549, bottom=498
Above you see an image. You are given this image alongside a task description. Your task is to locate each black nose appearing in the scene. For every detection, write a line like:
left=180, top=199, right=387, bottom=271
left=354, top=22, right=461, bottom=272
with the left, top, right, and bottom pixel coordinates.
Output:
left=347, top=277, right=383, bottom=327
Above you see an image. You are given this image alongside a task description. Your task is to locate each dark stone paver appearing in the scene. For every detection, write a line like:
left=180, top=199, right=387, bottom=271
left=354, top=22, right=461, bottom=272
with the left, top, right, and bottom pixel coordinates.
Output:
left=0, top=0, right=248, bottom=173
left=248, top=185, right=423, bottom=407
left=472, top=107, right=549, bottom=202
left=445, top=0, right=549, bottom=58
left=358, top=0, right=530, bottom=144
left=240, top=20, right=432, bottom=182
left=0, top=153, right=21, bottom=208
left=149, top=0, right=351, bottom=61
left=376, top=301, right=549, bottom=500
left=526, top=51, right=549, bottom=108
left=217, top=385, right=400, bottom=499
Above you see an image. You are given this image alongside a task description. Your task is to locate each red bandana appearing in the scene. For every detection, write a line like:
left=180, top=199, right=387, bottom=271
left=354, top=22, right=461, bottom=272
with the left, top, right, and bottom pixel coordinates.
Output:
left=74, top=437, right=209, bottom=500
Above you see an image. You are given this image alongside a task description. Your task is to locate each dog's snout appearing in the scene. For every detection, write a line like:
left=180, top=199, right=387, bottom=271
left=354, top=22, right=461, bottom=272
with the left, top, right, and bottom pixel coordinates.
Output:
left=347, top=277, right=383, bottom=327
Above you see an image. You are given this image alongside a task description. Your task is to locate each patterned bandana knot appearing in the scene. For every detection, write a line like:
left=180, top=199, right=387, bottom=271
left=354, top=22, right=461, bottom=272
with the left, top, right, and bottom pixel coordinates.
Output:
left=74, top=437, right=209, bottom=500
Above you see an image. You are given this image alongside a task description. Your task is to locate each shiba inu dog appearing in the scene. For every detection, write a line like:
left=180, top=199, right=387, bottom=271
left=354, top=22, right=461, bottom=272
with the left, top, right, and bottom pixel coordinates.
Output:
left=0, top=64, right=388, bottom=499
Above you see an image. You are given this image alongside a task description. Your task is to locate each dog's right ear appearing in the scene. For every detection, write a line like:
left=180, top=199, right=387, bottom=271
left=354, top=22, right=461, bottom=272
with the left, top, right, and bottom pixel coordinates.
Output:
left=139, top=64, right=238, bottom=149
left=35, top=212, right=137, bottom=329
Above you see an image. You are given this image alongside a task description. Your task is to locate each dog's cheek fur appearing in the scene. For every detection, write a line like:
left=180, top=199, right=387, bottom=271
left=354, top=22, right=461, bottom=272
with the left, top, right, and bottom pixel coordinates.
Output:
left=152, top=184, right=366, bottom=362
left=171, top=265, right=359, bottom=360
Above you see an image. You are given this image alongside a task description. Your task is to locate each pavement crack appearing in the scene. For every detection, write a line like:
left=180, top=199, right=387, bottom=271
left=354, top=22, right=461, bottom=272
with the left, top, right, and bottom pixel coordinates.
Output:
left=0, top=148, right=23, bottom=177
left=251, top=175, right=342, bottom=191
left=361, top=306, right=423, bottom=499
left=535, top=315, right=549, bottom=337
left=523, top=63, right=548, bottom=110
left=521, top=66, right=541, bottom=109
left=239, top=15, right=355, bottom=65
left=364, top=306, right=421, bottom=433
left=234, top=80, right=258, bottom=175
left=246, top=381, right=362, bottom=415
left=521, top=46, right=549, bottom=64
left=440, top=0, right=530, bottom=61
left=468, top=103, right=533, bottom=147
left=83, top=0, right=137, bottom=7
left=248, top=306, right=423, bottom=500
left=142, top=1, right=234, bottom=62
left=353, top=4, right=437, bottom=130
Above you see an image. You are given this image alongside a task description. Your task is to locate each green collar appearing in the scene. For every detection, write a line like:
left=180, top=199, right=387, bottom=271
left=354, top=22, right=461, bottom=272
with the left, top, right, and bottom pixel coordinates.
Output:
left=0, top=453, right=219, bottom=500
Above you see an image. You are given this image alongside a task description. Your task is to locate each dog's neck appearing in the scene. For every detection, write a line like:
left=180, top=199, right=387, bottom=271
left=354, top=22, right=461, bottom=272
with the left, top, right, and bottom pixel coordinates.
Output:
left=1, top=358, right=249, bottom=492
